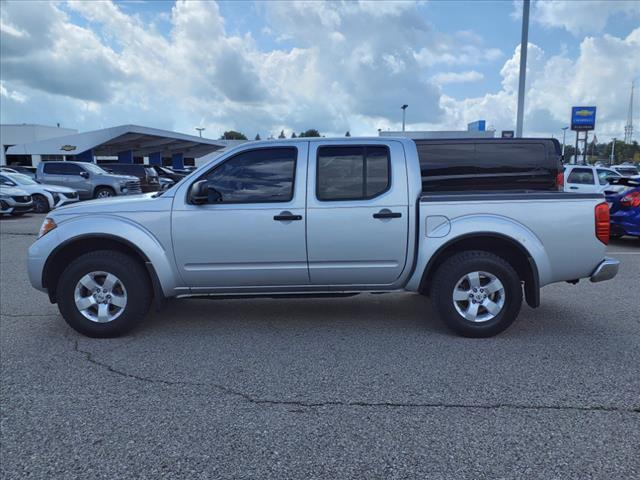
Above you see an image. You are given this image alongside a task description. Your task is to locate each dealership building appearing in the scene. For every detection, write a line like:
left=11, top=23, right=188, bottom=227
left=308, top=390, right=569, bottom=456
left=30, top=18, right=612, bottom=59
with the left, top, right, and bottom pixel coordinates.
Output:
left=1, top=124, right=230, bottom=169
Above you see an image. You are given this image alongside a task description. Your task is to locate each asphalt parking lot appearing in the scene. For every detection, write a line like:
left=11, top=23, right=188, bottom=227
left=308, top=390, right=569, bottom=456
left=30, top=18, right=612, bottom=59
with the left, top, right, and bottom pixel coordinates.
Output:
left=1, top=213, right=639, bottom=479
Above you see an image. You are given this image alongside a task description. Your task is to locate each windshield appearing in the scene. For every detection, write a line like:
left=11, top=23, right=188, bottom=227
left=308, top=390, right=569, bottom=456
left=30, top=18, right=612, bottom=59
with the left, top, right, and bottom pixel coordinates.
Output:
left=9, top=173, right=38, bottom=185
left=82, top=163, right=108, bottom=174
left=617, top=167, right=639, bottom=176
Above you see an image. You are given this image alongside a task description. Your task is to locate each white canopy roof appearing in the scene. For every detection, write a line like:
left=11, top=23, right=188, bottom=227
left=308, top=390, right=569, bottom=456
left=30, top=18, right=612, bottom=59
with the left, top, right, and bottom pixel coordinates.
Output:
left=6, top=124, right=227, bottom=158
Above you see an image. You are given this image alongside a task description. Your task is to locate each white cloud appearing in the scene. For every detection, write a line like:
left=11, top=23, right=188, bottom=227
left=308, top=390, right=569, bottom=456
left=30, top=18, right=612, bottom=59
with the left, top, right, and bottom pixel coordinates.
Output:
left=0, top=0, right=637, bottom=143
left=512, top=0, right=640, bottom=36
left=432, top=70, right=484, bottom=85
left=0, top=81, right=27, bottom=103
left=435, top=29, right=640, bottom=140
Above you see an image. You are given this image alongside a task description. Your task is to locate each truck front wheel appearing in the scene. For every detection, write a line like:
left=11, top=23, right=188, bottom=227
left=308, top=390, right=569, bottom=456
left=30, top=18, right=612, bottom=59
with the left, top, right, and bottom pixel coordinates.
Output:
left=57, top=250, right=152, bottom=337
left=431, top=251, right=522, bottom=337
left=94, top=187, right=115, bottom=199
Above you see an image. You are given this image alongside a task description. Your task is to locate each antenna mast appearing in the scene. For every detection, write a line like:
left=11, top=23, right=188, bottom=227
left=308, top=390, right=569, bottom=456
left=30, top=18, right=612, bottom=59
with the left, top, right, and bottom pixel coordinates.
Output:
left=624, top=81, right=634, bottom=144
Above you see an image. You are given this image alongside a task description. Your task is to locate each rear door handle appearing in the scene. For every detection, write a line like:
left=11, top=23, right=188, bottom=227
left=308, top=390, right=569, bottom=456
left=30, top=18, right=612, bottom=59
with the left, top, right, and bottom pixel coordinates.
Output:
left=274, top=211, right=302, bottom=221
left=373, top=209, right=402, bottom=219
left=569, top=186, right=578, bottom=190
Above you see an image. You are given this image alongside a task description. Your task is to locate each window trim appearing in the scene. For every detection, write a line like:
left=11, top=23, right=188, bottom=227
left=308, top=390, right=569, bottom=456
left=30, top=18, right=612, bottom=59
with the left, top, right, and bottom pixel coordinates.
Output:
left=315, top=145, right=392, bottom=202
left=189, top=146, right=299, bottom=205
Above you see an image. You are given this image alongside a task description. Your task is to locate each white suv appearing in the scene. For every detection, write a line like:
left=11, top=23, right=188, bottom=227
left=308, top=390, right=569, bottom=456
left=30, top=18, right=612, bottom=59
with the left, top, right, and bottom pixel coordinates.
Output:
left=564, top=165, right=625, bottom=194
left=610, top=164, right=639, bottom=178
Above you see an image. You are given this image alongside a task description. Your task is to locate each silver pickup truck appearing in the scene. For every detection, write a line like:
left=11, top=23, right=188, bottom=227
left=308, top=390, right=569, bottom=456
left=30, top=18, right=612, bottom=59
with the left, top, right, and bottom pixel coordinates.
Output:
left=27, top=138, right=618, bottom=338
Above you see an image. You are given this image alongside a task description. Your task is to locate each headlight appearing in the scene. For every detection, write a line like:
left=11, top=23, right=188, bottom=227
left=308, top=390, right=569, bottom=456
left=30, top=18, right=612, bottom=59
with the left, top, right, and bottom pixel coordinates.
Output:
left=38, top=217, right=57, bottom=238
left=45, top=190, right=60, bottom=202
left=0, top=194, right=9, bottom=200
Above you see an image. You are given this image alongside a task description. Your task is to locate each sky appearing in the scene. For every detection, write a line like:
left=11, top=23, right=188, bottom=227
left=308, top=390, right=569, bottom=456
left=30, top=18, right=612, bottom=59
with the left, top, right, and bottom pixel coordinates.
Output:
left=1, top=0, right=639, bottom=142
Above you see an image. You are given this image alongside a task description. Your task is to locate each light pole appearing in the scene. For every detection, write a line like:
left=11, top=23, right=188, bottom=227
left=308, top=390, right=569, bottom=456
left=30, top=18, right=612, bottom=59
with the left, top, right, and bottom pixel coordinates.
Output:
left=610, top=138, right=616, bottom=166
left=401, top=104, right=408, bottom=132
left=561, top=126, right=568, bottom=158
left=195, top=127, right=205, bottom=138
left=515, top=0, right=530, bottom=137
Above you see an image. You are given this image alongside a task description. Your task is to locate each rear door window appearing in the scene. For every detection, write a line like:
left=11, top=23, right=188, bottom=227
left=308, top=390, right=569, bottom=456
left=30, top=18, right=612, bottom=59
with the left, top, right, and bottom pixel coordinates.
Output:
left=316, top=146, right=390, bottom=201
left=63, top=164, right=84, bottom=176
left=567, top=168, right=595, bottom=185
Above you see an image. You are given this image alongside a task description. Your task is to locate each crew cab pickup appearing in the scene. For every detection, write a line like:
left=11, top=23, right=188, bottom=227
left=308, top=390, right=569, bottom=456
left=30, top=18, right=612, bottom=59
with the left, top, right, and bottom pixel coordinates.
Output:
left=27, top=138, right=619, bottom=338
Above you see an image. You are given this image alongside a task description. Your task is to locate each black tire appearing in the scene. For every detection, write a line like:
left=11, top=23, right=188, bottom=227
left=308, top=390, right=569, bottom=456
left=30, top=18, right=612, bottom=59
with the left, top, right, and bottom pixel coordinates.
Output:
left=431, top=250, right=523, bottom=338
left=94, top=186, right=115, bottom=199
left=32, top=194, right=50, bottom=213
left=57, top=250, right=152, bottom=337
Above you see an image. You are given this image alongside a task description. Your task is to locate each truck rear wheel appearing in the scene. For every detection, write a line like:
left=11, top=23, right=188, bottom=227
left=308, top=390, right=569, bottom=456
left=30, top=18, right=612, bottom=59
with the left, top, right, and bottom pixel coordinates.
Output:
left=431, top=250, right=522, bottom=337
left=57, top=250, right=152, bottom=337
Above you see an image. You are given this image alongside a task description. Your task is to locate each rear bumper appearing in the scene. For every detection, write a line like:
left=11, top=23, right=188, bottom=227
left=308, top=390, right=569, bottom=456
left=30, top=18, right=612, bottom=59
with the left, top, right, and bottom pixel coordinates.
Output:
left=590, top=257, right=619, bottom=283
left=610, top=209, right=640, bottom=237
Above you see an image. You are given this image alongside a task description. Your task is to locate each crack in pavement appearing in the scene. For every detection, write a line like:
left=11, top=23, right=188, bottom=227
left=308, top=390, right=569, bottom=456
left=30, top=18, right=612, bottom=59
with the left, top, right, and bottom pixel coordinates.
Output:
left=71, top=339, right=640, bottom=414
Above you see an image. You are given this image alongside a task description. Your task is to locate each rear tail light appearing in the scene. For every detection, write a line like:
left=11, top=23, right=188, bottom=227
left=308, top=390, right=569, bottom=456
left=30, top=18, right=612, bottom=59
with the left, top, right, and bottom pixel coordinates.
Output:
left=556, top=171, right=564, bottom=190
left=594, top=202, right=610, bottom=245
left=620, top=191, right=640, bottom=208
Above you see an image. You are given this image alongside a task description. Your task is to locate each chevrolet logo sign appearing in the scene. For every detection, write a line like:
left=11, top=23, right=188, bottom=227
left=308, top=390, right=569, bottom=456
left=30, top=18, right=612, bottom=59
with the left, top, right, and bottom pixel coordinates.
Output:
left=60, top=145, right=77, bottom=151
left=575, top=109, right=594, bottom=117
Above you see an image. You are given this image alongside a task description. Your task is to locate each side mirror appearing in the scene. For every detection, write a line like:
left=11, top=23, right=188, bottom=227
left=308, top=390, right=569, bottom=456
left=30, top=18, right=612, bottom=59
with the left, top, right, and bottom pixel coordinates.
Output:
left=605, top=175, right=618, bottom=183
left=189, top=179, right=222, bottom=204
left=80, top=171, right=90, bottom=179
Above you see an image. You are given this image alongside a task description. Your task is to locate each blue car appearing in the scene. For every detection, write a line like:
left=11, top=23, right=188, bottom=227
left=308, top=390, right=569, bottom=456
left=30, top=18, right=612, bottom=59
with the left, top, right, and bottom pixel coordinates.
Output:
left=606, top=178, right=640, bottom=238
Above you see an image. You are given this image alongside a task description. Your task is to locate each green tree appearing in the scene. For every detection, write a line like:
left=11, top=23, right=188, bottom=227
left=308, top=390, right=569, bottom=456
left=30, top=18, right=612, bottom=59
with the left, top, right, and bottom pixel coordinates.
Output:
left=602, top=140, right=639, bottom=164
left=300, top=129, right=320, bottom=137
left=345, top=130, right=351, bottom=137
left=254, top=134, right=261, bottom=140
left=291, top=132, right=297, bottom=138
left=220, top=131, right=248, bottom=140
left=278, top=130, right=286, bottom=139
left=562, top=145, right=575, bottom=163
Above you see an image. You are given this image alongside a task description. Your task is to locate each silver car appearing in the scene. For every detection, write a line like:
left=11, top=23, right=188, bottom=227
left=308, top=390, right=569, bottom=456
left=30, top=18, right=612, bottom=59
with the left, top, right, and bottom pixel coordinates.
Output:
left=0, top=185, right=33, bottom=216
left=0, top=172, right=79, bottom=213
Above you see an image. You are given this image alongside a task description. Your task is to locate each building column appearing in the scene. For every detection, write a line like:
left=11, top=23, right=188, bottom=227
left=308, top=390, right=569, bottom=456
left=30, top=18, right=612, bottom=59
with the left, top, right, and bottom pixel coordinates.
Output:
left=149, top=152, right=162, bottom=165
left=118, top=150, right=134, bottom=163
left=76, top=149, right=94, bottom=162
left=172, top=152, right=184, bottom=170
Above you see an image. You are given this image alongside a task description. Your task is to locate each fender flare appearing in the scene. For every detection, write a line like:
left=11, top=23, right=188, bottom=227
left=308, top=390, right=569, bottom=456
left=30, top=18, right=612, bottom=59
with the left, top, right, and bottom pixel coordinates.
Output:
left=41, top=215, right=180, bottom=299
left=407, top=214, right=553, bottom=306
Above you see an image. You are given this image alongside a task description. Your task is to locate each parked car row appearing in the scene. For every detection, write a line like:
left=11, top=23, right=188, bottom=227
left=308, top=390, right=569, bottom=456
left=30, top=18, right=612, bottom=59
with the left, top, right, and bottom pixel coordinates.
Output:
left=1, top=161, right=192, bottom=217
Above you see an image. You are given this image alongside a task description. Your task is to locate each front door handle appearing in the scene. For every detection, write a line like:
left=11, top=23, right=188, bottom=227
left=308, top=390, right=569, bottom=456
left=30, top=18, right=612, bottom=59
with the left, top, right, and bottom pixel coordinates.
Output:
left=373, top=209, right=402, bottom=219
left=274, top=211, right=302, bottom=221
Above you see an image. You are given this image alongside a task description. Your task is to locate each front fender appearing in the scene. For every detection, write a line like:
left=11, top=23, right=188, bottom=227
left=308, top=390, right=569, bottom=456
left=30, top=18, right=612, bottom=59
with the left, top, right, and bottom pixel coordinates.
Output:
left=28, top=214, right=181, bottom=297
left=405, top=213, right=552, bottom=291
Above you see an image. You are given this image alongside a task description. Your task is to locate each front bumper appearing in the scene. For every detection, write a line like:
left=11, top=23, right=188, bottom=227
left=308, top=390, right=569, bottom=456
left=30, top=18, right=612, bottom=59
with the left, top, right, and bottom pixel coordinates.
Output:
left=590, top=257, right=620, bottom=283
left=53, top=192, right=80, bottom=209
left=1, top=198, right=34, bottom=214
